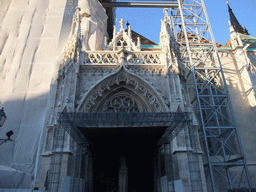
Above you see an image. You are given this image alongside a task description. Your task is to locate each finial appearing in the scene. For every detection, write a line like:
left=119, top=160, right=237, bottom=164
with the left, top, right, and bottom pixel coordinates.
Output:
left=137, top=37, right=141, bottom=51
left=104, top=36, right=108, bottom=48
left=164, top=8, right=168, bottom=16
left=126, top=21, right=130, bottom=29
left=128, top=25, right=131, bottom=38
left=113, top=25, right=117, bottom=37
left=164, top=8, right=169, bottom=19
left=226, top=0, right=231, bottom=11
left=120, top=18, right=125, bottom=30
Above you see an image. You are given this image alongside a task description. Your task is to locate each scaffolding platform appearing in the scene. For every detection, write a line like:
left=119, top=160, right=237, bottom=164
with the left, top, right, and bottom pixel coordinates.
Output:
left=57, top=111, right=191, bottom=146
left=59, top=111, right=190, bottom=128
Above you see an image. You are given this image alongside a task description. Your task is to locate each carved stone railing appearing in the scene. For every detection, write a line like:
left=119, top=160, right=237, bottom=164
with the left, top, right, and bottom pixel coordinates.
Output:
left=82, top=51, right=164, bottom=65
left=127, top=52, right=161, bottom=65
left=83, top=51, right=119, bottom=64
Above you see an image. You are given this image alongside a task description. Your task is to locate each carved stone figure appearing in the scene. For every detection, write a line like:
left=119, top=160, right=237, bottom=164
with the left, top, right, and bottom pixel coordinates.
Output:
left=80, top=13, right=98, bottom=50
left=78, top=0, right=101, bottom=50
left=78, top=0, right=91, bottom=15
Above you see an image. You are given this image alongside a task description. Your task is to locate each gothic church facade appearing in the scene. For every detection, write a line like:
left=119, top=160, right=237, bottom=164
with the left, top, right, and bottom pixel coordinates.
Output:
left=0, top=0, right=256, bottom=191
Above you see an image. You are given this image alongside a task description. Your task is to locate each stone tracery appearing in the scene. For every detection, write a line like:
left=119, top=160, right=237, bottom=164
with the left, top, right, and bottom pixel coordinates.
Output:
left=102, top=95, right=140, bottom=112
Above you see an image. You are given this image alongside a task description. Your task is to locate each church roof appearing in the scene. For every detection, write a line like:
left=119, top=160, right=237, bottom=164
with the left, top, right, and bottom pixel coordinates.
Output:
left=178, top=31, right=225, bottom=47
left=125, top=29, right=158, bottom=45
left=227, top=1, right=249, bottom=35
left=239, top=33, right=256, bottom=49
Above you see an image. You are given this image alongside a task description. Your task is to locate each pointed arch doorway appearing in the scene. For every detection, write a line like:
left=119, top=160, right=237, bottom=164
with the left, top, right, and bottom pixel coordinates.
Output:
left=80, top=87, right=168, bottom=192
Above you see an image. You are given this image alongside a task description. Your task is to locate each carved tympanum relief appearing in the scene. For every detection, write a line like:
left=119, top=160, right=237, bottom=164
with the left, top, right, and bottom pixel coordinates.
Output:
left=77, top=67, right=167, bottom=113
left=101, top=95, right=141, bottom=112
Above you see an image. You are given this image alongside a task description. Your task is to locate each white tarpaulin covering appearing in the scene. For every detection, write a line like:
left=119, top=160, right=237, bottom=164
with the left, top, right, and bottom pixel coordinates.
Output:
left=0, top=0, right=107, bottom=189
left=0, top=0, right=75, bottom=180
left=0, top=165, right=32, bottom=188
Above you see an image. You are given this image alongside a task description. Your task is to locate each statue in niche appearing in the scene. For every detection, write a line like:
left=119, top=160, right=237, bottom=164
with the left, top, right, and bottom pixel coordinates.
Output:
left=78, top=0, right=104, bottom=51
left=119, top=156, right=128, bottom=192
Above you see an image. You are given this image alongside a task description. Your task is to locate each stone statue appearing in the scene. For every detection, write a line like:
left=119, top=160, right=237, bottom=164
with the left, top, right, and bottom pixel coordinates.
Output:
left=78, top=0, right=104, bottom=51
left=80, top=13, right=98, bottom=50
left=78, top=0, right=91, bottom=15
left=119, top=156, right=128, bottom=192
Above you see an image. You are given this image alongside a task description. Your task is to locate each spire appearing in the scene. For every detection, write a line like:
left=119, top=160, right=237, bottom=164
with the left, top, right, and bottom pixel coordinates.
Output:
left=227, top=1, right=249, bottom=35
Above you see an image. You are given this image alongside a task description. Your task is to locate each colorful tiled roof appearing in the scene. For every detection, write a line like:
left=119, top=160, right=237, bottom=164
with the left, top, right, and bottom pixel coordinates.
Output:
left=239, top=33, right=256, bottom=49
left=125, top=29, right=158, bottom=45
left=178, top=31, right=225, bottom=47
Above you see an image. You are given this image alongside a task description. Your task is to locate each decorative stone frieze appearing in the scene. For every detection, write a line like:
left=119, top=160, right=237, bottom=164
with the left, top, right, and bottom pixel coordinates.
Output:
left=80, top=66, right=118, bottom=76
left=126, top=66, right=166, bottom=76
left=81, top=50, right=165, bottom=66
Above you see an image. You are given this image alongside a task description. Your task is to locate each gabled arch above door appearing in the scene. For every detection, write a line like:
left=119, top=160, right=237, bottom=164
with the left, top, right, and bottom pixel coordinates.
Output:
left=77, top=67, right=167, bottom=112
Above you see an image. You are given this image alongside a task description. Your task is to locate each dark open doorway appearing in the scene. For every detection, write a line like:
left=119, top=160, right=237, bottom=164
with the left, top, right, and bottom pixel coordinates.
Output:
left=83, top=126, right=167, bottom=192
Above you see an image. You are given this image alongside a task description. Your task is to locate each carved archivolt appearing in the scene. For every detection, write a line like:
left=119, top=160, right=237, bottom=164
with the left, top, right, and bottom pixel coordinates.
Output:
left=77, top=67, right=167, bottom=112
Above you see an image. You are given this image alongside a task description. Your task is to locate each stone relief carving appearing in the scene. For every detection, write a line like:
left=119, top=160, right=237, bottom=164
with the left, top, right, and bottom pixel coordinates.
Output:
left=77, top=68, right=168, bottom=112
left=127, top=67, right=165, bottom=76
left=80, top=67, right=118, bottom=75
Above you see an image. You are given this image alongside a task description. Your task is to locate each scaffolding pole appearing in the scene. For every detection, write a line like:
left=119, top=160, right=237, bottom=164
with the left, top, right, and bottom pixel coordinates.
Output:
left=171, top=0, right=252, bottom=191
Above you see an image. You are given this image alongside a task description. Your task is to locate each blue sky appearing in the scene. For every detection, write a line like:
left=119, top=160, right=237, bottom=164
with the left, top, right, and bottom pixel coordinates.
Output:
left=115, top=0, right=256, bottom=45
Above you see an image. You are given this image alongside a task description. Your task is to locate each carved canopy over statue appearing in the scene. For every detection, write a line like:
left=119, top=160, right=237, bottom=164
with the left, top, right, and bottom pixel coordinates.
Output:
left=78, top=0, right=108, bottom=51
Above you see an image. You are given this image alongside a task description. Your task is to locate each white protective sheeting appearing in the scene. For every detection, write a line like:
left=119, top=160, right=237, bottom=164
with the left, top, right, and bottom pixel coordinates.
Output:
left=0, top=0, right=74, bottom=179
left=0, top=0, right=107, bottom=189
left=0, top=165, right=32, bottom=188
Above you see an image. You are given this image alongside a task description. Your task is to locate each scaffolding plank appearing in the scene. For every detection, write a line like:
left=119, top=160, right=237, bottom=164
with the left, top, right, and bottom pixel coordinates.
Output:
left=59, top=112, right=190, bottom=128
left=101, top=2, right=178, bottom=8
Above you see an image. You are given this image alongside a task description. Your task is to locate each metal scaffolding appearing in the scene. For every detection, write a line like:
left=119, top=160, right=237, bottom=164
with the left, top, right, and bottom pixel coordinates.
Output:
left=59, top=111, right=190, bottom=144
left=170, top=0, right=252, bottom=191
